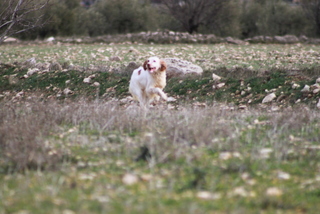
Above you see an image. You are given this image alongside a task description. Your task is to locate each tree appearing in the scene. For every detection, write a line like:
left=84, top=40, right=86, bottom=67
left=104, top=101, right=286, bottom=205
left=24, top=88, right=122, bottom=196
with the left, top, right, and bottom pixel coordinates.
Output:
left=161, top=0, right=229, bottom=34
left=0, top=0, right=50, bottom=43
left=300, top=0, right=320, bottom=35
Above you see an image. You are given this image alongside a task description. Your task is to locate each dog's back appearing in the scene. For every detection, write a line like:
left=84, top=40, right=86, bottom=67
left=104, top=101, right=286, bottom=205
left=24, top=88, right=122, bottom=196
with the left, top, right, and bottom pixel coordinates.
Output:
left=129, top=67, right=147, bottom=101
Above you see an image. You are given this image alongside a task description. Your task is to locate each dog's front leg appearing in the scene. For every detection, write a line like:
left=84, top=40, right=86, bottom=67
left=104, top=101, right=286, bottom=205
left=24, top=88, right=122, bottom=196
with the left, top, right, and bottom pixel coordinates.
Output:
left=147, top=87, right=167, bottom=101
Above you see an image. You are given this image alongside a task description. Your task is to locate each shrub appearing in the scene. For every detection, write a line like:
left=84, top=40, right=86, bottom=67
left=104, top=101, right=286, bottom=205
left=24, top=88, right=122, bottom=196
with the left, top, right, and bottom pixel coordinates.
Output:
left=92, top=0, right=160, bottom=34
left=240, top=0, right=311, bottom=38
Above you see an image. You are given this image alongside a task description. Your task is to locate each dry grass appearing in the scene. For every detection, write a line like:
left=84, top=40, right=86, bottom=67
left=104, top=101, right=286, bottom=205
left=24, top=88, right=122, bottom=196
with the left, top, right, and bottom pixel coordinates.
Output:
left=1, top=43, right=320, bottom=213
left=1, top=98, right=320, bottom=213
left=1, top=98, right=319, bottom=170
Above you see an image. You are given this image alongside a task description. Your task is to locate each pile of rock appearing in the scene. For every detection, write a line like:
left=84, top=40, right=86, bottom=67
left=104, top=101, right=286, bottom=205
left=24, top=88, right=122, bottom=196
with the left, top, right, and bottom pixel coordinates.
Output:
left=5, top=31, right=320, bottom=45
left=53, top=32, right=320, bottom=45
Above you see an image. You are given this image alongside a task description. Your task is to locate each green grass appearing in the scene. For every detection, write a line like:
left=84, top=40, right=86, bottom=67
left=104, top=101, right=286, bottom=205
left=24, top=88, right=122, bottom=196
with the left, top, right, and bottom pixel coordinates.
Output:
left=1, top=43, right=320, bottom=213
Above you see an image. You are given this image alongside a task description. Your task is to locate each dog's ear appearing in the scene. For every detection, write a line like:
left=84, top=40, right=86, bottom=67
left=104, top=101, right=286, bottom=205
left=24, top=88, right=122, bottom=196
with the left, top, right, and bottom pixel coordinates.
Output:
left=143, top=60, right=148, bottom=70
left=160, top=60, right=167, bottom=72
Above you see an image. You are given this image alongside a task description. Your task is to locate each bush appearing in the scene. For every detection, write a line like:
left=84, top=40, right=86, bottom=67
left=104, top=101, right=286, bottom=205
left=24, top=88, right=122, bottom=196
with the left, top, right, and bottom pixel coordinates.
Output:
left=92, top=0, right=160, bottom=34
left=0, top=101, right=65, bottom=172
left=240, top=0, right=311, bottom=38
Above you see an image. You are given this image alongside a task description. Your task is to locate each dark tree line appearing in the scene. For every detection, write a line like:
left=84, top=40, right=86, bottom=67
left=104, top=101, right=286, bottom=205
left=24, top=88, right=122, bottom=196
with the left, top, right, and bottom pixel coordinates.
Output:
left=1, top=0, right=320, bottom=42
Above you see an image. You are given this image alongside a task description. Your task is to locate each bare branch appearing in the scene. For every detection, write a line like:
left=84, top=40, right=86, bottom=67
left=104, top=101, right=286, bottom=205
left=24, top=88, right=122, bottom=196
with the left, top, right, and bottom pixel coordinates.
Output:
left=0, top=0, right=50, bottom=43
left=162, top=0, right=228, bottom=34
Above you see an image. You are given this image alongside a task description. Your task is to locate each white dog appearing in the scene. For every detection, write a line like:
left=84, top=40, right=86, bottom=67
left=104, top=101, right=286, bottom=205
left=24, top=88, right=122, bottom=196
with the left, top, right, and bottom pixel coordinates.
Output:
left=129, top=56, right=167, bottom=108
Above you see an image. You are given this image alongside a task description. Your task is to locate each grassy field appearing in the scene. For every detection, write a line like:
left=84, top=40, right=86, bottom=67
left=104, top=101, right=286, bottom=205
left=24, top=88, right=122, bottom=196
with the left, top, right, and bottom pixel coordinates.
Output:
left=1, top=43, right=320, bottom=213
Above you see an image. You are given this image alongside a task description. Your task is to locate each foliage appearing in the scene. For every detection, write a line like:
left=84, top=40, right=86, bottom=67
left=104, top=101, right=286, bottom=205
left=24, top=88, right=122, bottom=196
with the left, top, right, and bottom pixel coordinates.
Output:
left=161, top=0, right=230, bottom=34
left=1, top=0, right=319, bottom=40
left=240, top=0, right=310, bottom=38
left=300, top=0, right=320, bottom=35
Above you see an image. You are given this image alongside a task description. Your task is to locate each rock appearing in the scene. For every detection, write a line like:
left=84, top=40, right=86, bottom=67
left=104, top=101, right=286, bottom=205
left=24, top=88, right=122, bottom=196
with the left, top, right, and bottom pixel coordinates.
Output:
left=299, top=35, right=308, bottom=42
left=266, top=187, right=283, bottom=196
left=277, top=171, right=291, bottom=180
left=245, top=35, right=273, bottom=43
left=83, top=77, right=91, bottom=84
left=316, top=77, right=320, bottom=83
left=125, top=62, right=139, bottom=73
left=46, top=37, right=55, bottom=42
left=273, top=36, right=287, bottom=44
left=259, top=148, right=273, bottom=159
left=63, top=88, right=73, bottom=95
left=292, top=83, right=300, bottom=89
left=313, top=88, right=320, bottom=94
left=216, top=83, right=225, bottom=89
left=301, top=85, right=310, bottom=92
left=122, top=173, right=139, bottom=185
left=35, top=62, right=50, bottom=72
left=110, top=56, right=122, bottom=61
left=225, top=37, right=247, bottom=45
left=167, top=97, right=177, bottom=102
left=163, top=58, right=203, bottom=78
left=317, top=99, right=320, bottom=109
left=197, top=191, right=221, bottom=200
left=49, top=62, right=63, bottom=71
left=27, top=68, right=39, bottom=76
left=3, top=37, right=19, bottom=43
left=284, top=35, right=299, bottom=43
left=262, top=93, right=276, bottom=103
left=273, top=35, right=299, bottom=44
left=193, top=102, right=207, bottom=108
left=93, top=82, right=100, bottom=87
left=212, top=73, right=222, bottom=81
left=22, top=57, right=36, bottom=68
left=9, top=75, right=19, bottom=85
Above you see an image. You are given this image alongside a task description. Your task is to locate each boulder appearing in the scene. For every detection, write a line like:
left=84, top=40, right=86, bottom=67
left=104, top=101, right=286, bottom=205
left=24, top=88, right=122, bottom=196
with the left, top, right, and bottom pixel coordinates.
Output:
left=125, top=62, right=139, bottom=73
left=273, top=35, right=299, bottom=44
left=163, top=58, right=203, bottom=78
left=245, top=35, right=273, bottom=43
left=3, top=37, right=19, bottom=43
left=225, top=37, right=248, bottom=45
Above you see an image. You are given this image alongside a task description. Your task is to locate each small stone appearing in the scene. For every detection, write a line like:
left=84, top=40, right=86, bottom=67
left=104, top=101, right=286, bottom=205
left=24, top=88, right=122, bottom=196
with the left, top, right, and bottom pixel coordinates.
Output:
left=317, top=99, right=320, bottom=109
left=122, top=173, right=139, bottom=185
left=193, top=102, right=207, bottom=108
left=27, top=68, right=39, bottom=76
left=83, top=77, right=91, bottom=84
left=63, top=88, right=73, bottom=95
left=292, top=83, right=300, bottom=89
left=212, top=73, right=222, bottom=81
left=313, top=88, right=320, bottom=94
left=259, top=148, right=273, bottom=159
left=262, top=93, right=276, bottom=103
left=110, top=56, right=122, bottom=61
left=316, top=77, right=320, bottom=83
left=49, top=62, right=63, bottom=71
left=216, top=83, right=225, bottom=89
left=167, top=97, right=177, bottom=102
left=9, top=75, right=19, bottom=85
left=196, top=191, right=221, bottom=200
left=277, top=171, right=291, bottom=180
left=46, top=37, right=55, bottom=42
left=232, top=187, right=251, bottom=197
left=266, top=187, right=283, bottom=196
left=93, top=82, right=100, bottom=87
left=301, top=85, right=310, bottom=92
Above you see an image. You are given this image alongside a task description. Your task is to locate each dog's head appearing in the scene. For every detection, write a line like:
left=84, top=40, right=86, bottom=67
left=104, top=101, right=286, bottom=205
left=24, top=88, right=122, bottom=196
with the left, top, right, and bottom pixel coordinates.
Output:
left=143, top=56, right=166, bottom=73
